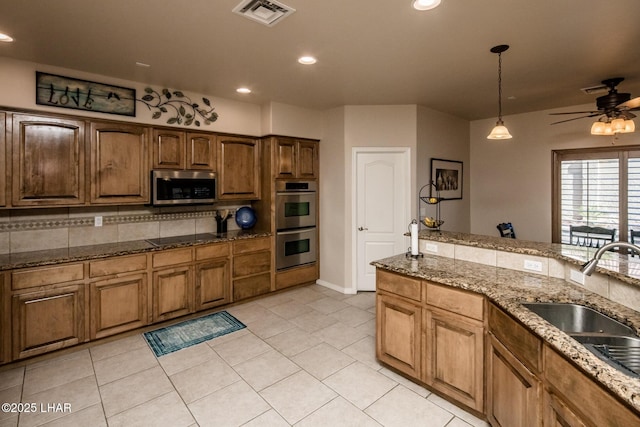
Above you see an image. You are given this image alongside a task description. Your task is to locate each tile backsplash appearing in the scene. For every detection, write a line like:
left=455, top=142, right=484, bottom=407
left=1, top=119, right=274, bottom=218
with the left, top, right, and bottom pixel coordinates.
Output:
left=0, top=203, right=248, bottom=254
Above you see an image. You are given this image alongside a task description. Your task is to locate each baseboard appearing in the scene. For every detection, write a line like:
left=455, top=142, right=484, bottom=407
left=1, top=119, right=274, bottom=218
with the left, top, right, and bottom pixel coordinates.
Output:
left=315, top=279, right=357, bottom=295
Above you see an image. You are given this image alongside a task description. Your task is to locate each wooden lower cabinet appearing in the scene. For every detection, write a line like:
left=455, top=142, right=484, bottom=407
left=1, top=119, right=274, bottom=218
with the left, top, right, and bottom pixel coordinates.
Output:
left=544, top=390, right=587, bottom=427
left=487, top=333, right=541, bottom=427
left=12, top=284, right=86, bottom=360
left=376, top=293, right=422, bottom=378
left=90, top=273, right=148, bottom=339
left=232, top=237, right=272, bottom=301
left=424, top=307, right=484, bottom=412
left=152, top=266, right=193, bottom=322
left=195, top=258, right=230, bottom=311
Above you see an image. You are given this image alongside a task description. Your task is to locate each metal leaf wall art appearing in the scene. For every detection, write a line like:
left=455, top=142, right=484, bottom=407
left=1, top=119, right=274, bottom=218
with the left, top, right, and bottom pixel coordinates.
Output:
left=138, top=87, right=219, bottom=126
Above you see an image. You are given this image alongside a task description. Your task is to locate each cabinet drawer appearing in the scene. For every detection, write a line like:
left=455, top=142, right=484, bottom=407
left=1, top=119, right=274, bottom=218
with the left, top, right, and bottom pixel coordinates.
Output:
left=152, top=248, right=192, bottom=268
left=12, top=263, right=85, bottom=290
left=233, top=272, right=271, bottom=301
left=233, top=251, right=271, bottom=277
left=489, top=303, right=542, bottom=373
left=426, top=282, right=484, bottom=321
left=90, top=254, right=148, bottom=277
left=195, top=242, right=230, bottom=261
left=233, top=237, right=270, bottom=255
left=376, top=270, right=422, bottom=302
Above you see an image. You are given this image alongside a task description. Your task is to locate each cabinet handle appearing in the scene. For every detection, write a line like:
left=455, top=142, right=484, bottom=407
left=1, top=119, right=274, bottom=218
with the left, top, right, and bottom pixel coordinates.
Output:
left=358, top=226, right=368, bottom=231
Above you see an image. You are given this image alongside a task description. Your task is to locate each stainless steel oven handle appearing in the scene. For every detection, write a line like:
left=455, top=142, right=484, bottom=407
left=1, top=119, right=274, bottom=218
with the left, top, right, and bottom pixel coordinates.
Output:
left=276, top=227, right=316, bottom=235
left=276, top=191, right=316, bottom=196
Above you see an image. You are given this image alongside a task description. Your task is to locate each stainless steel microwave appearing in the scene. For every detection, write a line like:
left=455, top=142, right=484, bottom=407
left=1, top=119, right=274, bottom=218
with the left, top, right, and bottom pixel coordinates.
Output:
left=151, top=170, right=216, bottom=206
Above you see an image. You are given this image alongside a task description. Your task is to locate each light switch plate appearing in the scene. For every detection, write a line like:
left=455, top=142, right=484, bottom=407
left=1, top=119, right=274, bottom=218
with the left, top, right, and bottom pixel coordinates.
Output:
left=95, top=216, right=103, bottom=227
left=425, top=243, right=438, bottom=253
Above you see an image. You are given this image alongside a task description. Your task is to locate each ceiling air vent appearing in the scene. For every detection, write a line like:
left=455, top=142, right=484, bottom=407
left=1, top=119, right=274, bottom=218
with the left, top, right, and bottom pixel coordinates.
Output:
left=233, top=0, right=296, bottom=27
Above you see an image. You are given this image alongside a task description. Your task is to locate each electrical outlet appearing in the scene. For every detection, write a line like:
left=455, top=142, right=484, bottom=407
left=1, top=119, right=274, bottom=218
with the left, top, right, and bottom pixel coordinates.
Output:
left=425, top=243, right=438, bottom=253
left=94, top=216, right=103, bottom=227
left=570, top=269, right=585, bottom=285
left=523, top=259, right=543, bottom=272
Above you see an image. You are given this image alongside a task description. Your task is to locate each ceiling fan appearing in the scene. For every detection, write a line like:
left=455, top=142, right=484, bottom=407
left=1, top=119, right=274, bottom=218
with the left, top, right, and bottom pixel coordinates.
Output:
left=550, top=77, right=640, bottom=134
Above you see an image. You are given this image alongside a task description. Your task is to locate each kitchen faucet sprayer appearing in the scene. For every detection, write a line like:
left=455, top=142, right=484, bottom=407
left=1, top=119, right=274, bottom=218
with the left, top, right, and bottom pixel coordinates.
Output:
left=580, top=241, right=640, bottom=276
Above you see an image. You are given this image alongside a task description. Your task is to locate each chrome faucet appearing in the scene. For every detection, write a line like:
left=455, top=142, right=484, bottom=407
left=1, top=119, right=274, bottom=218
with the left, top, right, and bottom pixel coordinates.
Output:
left=580, top=241, right=640, bottom=276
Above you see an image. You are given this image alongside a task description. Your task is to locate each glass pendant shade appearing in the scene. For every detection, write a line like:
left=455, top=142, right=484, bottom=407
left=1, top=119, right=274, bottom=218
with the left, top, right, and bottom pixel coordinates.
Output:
left=591, top=119, right=635, bottom=135
left=621, top=119, right=635, bottom=133
left=611, top=118, right=626, bottom=132
left=487, top=120, right=512, bottom=139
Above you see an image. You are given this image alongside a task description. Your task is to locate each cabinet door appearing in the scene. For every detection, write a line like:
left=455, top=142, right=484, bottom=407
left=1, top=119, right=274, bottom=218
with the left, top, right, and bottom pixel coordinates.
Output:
left=12, top=114, right=85, bottom=206
left=217, top=136, right=261, bottom=199
left=544, top=391, right=587, bottom=427
left=0, top=112, right=6, bottom=207
left=152, top=266, right=193, bottom=322
left=90, top=273, right=148, bottom=339
left=297, top=140, right=318, bottom=179
left=376, top=293, right=421, bottom=378
left=152, top=129, right=185, bottom=169
left=424, top=308, right=484, bottom=412
left=487, top=334, right=541, bottom=427
left=275, top=138, right=296, bottom=178
left=187, top=132, right=216, bottom=170
left=12, top=284, right=86, bottom=360
left=90, top=121, right=149, bottom=204
left=195, top=258, right=230, bottom=311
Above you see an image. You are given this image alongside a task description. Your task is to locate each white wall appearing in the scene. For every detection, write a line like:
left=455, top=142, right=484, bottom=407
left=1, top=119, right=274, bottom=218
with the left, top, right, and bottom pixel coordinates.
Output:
left=263, top=102, right=324, bottom=139
left=417, top=106, right=470, bottom=232
left=470, top=105, right=640, bottom=242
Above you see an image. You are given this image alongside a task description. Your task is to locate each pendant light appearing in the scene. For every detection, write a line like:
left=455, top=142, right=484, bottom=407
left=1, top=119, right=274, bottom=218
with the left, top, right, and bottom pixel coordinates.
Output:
left=487, top=45, right=512, bottom=140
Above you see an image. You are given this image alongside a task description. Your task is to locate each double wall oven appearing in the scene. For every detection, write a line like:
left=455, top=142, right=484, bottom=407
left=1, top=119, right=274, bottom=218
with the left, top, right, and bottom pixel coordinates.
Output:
left=276, top=181, right=317, bottom=270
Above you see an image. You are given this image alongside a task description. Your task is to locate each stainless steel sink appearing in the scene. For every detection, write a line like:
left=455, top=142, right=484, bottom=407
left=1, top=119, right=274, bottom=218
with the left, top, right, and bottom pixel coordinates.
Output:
left=522, top=302, right=640, bottom=377
left=521, top=302, right=636, bottom=336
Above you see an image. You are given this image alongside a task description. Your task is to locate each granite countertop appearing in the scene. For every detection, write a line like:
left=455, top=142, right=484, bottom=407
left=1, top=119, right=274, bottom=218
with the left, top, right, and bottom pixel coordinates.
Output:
left=419, top=230, right=640, bottom=288
left=371, top=252, right=640, bottom=412
left=0, top=230, right=271, bottom=271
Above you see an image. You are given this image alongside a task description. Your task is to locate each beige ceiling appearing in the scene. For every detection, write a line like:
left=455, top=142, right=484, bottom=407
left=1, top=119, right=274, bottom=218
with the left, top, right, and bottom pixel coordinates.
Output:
left=1, top=0, right=640, bottom=121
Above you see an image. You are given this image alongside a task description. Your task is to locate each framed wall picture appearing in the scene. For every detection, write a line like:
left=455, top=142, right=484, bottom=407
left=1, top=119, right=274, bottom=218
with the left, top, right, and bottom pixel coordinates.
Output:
left=431, top=158, right=463, bottom=200
left=36, top=72, right=136, bottom=116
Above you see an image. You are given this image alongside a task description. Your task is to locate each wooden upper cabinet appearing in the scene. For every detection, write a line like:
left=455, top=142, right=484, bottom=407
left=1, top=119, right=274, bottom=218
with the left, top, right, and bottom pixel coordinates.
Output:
left=217, top=136, right=261, bottom=200
left=274, top=138, right=318, bottom=179
left=0, top=113, right=5, bottom=207
left=11, top=114, right=85, bottom=206
left=90, top=121, right=150, bottom=204
left=152, top=129, right=215, bottom=170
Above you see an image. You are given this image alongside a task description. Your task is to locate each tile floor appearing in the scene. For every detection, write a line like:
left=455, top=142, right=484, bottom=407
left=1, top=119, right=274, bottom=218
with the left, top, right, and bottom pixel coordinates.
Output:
left=0, top=284, right=490, bottom=427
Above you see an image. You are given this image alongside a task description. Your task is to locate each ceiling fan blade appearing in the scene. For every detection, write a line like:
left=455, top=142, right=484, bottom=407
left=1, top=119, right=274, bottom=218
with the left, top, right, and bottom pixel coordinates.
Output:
left=551, top=113, right=602, bottom=125
left=549, top=111, right=600, bottom=115
left=618, top=96, right=640, bottom=111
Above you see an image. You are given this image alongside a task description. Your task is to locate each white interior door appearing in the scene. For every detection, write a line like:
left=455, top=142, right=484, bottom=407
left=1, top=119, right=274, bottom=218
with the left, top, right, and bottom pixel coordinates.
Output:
left=354, top=149, right=410, bottom=291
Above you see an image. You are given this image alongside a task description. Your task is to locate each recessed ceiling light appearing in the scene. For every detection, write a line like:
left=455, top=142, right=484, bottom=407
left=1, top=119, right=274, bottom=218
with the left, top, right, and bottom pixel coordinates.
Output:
left=298, top=56, right=317, bottom=65
left=413, top=0, right=441, bottom=11
left=236, top=87, right=251, bottom=94
left=0, top=32, right=14, bottom=42
left=135, top=61, right=151, bottom=68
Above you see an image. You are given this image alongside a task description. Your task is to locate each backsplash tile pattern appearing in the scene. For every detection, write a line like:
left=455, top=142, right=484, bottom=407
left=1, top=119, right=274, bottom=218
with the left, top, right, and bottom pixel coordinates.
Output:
left=0, top=204, right=247, bottom=254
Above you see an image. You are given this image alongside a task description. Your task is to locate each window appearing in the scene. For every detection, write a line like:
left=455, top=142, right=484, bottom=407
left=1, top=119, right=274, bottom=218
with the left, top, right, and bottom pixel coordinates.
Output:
left=552, top=146, right=640, bottom=244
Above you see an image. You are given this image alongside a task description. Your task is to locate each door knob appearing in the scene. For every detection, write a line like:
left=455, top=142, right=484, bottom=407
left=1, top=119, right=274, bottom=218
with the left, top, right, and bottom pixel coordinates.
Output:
left=358, top=226, right=368, bottom=231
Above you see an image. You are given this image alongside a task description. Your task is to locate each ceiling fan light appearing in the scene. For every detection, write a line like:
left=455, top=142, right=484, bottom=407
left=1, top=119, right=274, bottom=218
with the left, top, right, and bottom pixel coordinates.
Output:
left=487, top=121, right=512, bottom=139
left=621, top=119, right=635, bottom=133
left=611, top=118, right=626, bottom=132
left=591, top=121, right=607, bottom=135
left=604, top=122, right=615, bottom=135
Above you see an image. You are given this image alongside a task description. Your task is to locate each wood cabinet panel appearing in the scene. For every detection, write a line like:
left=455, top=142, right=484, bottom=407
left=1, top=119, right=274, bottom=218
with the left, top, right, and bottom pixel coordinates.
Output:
left=89, top=254, right=147, bottom=278
left=187, top=132, right=215, bottom=170
left=152, top=129, right=185, bottom=169
left=487, top=333, right=541, bottom=427
left=274, top=138, right=318, bottom=179
left=217, top=136, right=260, bottom=200
left=12, top=284, right=85, bottom=359
left=275, top=263, right=317, bottom=290
left=12, top=114, right=85, bottom=206
left=90, top=121, right=149, bottom=204
left=152, top=266, right=193, bottom=322
left=0, top=112, right=6, bottom=207
left=275, top=138, right=296, bottom=178
left=233, top=272, right=271, bottom=301
left=195, top=258, right=230, bottom=311
left=489, top=302, right=542, bottom=373
left=297, top=140, right=318, bottom=179
left=195, top=242, right=229, bottom=260
left=544, top=391, right=588, bottom=427
left=233, top=251, right=270, bottom=277
left=377, top=270, right=421, bottom=302
left=233, top=237, right=271, bottom=255
left=12, top=263, right=85, bottom=291
left=376, top=293, right=421, bottom=378
left=424, top=307, right=484, bottom=412
left=544, top=345, right=640, bottom=426
left=426, top=282, right=484, bottom=321
left=152, top=248, right=192, bottom=268
left=90, top=273, right=147, bottom=339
